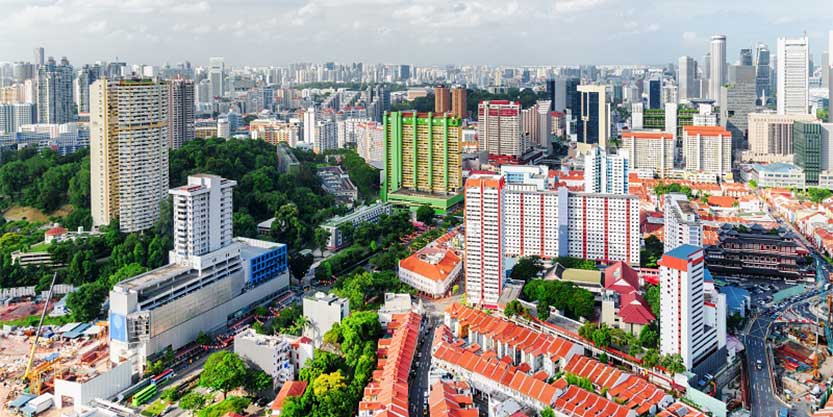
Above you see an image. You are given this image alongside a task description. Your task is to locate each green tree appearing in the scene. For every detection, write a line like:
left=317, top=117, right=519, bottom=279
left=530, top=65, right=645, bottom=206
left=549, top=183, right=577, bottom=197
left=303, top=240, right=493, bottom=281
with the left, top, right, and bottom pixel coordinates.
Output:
left=642, top=348, right=660, bottom=369
left=578, top=321, right=596, bottom=340
left=504, top=300, right=526, bottom=318
left=244, top=369, right=273, bottom=393
left=65, top=281, right=107, bottom=321
left=179, top=392, right=208, bottom=415
left=639, top=325, right=658, bottom=349
left=641, top=235, right=664, bottom=268
left=289, top=253, right=314, bottom=281
left=196, top=331, right=212, bottom=346
left=541, top=407, right=556, bottom=417
left=312, top=370, right=346, bottom=396
left=591, top=323, right=612, bottom=349
left=161, top=387, right=181, bottom=402
left=314, top=227, right=330, bottom=255
left=199, top=351, right=248, bottom=399
left=108, top=263, right=147, bottom=288
left=661, top=353, right=686, bottom=378
left=644, top=284, right=660, bottom=317
left=510, top=256, right=544, bottom=281
left=416, top=205, right=435, bottom=224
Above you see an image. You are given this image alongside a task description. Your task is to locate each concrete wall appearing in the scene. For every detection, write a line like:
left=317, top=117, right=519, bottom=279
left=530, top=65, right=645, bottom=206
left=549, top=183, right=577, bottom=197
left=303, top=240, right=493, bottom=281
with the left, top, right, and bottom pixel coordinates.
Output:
left=54, top=360, right=132, bottom=410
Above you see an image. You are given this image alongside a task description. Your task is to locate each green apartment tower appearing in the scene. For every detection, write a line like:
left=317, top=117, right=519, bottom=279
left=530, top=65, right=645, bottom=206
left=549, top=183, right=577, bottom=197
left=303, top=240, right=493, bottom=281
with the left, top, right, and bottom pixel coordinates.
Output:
left=381, top=111, right=463, bottom=212
left=794, top=121, right=822, bottom=185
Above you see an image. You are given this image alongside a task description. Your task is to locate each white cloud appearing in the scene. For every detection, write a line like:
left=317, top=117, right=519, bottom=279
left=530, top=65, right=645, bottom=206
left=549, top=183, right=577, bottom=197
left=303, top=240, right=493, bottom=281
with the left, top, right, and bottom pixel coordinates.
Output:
left=554, top=0, right=607, bottom=14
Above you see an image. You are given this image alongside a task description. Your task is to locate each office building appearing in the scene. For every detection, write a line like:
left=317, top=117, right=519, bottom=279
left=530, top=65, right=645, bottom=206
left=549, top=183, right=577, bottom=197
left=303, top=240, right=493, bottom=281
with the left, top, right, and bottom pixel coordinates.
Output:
left=464, top=174, right=505, bottom=308
left=381, top=111, right=463, bottom=211
left=477, top=100, right=524, bottom=157
left=553, top=77, right=580, bottom=115
left=740, top=48, right=754, bottom=66
left=754, top=43, right=772, bottom=103
left=647, top=79, right=661, bottom=109
left=576, top=85, right=610, bottom=148
left=777, top=37, right=810, bottom=115
left=659, top=245, right=722, bottom=369
left=746, top=112, right=818, bottom=159
left=303, top=292, right=350, bottom=347
left=678, top=56, right=698, bottom=102
left=37, top=57, right=74, bottom=124
left=664, top=193, right=702, bottom=251
left=33, top=47, right=44, bottom=67
left=208, top=57, right=225, bottom=99
left=682, top=125, right=732, bottom=179
left=166, top=79, right=195, bottom=150
left=793, top=121, right=822, bottom=185
left=621, top=131, right=675, bottom=177
left=90, top=79, right=169, bottom=233
left=109, top=175, right=289, bottom=367
left=546, top=79, right=556, bottom=111
left=584, top=146, right=628, bottom=194
left=451, top=87, right=467, bottom=119
left=720, top=70, right=758, bottom=151
left=709, top=35, right=727, bottom=105
left=435, top=85, right=451, bottom=114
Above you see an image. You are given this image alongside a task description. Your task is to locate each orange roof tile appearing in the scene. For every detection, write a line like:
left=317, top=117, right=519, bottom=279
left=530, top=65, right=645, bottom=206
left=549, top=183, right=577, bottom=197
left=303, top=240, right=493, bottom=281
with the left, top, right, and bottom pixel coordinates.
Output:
left=399, top=248, right=461, bottom=282
left=271, top=381, right=308, bottom=411
left=622, top=131, right=674, bottom=140
left=682, top=125, right=731, bottom=136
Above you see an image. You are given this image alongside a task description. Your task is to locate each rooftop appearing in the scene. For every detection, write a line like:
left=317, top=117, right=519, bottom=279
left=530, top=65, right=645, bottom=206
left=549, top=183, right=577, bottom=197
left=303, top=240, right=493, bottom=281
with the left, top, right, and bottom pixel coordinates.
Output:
left=271, top=381, right=308, bottom=411
left=662, top=244, right=702, bottom=262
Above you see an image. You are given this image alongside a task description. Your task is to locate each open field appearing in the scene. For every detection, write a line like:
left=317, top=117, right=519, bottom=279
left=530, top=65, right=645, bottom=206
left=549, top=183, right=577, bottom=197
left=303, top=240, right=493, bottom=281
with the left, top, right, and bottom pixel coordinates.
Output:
left=2, top=204, right=73, bottom=222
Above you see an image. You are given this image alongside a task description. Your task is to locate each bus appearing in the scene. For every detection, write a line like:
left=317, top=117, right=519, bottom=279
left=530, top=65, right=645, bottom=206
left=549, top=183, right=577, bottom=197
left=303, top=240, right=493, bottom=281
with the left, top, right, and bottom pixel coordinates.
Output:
left=151, top=369, right=175, bottom=386
left=131, top=384, right=157, bottom=407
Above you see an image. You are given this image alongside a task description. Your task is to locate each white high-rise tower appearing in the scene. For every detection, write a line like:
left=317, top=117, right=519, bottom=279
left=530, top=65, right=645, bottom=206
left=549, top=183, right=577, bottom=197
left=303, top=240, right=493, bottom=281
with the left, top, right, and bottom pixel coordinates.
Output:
left=777, top=36, right=810, bottom=115
left=709, top=35, right=727, bottom=105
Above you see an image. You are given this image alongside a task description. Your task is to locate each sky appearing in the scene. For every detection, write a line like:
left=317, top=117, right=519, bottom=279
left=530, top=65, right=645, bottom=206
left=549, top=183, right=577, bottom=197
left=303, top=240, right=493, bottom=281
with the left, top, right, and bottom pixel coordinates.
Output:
left=1, top=0, right=832, bottom=67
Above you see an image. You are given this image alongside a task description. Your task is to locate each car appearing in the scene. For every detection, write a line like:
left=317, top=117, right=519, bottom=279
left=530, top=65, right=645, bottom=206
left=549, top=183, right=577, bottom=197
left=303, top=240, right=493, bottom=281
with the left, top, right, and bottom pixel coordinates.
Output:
left=756, top=359, right=763, bottom=370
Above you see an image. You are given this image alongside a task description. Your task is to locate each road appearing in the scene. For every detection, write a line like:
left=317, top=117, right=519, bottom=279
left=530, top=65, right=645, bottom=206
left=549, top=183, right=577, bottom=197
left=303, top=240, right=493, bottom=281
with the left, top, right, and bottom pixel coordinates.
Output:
left=744, top=314, right=780, bottom=417
left=409, top=314, right=437, bottom=417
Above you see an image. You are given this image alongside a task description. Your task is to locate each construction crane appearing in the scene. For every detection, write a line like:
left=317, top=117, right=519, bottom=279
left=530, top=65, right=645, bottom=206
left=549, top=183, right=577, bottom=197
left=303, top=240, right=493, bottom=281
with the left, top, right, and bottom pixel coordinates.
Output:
left=21, top=272, right=58, bottom=391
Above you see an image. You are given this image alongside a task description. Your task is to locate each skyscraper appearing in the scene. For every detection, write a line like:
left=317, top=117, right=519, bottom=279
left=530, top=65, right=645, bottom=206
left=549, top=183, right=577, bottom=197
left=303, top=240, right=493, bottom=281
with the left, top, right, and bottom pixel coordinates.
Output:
left=794, top=121, right=822, bottom=185
left=33, top=47, right=44, bottom=67
left=451, top=87, right=467, bottom=119
left=477, top=100, right=523, bottom=157
left=546, top=79, right=556, bottom=111
left=434, top=85, right=450, bottom=114
left=36, top=57, right=74, bottom=124
left=682, top=125, right=732, bottom=179
left=754, top=43, right=772, bottom=104
left=709, top=35, right=727, bottom=105
left=167, top=78, right=195, bottom=150
left=464, top=174, right=505, bottom=308
left=381, top=111, right=463, bottom=211
left=584, top=146, right=629, bottom=194
left=208, top=57, right=225, bottom=99
left=777, top=37, right=810, bottom=115
left=720, top=65, right=757, bottom=150
left=169, top=174, right=236, bottom=261
left=74, top=65, right=99, bottom=114
left=678, top=56, right=698, bottom=102
left=664, top=193, right=702, bottom=251
left=647, top=79, right=661, bottom=109
left=90, top=79, right=169, bottom=233
left=576, top=85, right=610, bottom=148
left=740, top=48, right=754, bottom=66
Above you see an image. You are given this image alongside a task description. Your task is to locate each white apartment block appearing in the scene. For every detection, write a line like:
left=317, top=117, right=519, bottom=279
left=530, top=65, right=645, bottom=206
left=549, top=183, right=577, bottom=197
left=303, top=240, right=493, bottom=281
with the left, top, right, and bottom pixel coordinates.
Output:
left=621, top=131, right=675, bottom=177
left=303, top=292, right=350, bottom=347
left=464, top=174, right=505, bottom=308
left=313, top=119, right=338, bottom=154
left=584, top=146, right=629, bottom=194
left=664, top=193, right=702, bottom=251
left=90, top=79, right=169, bottom=233
left=355, top=121, right=384, bottom=166
left=682, top=125, right=732, bottom=179
left=169, top=174, right=236, bottom=262
left=234, top=328, right=314, bottom=386
left=777, top=37, right=810, bottom=115
left=659, top=245, right=720, bottom=369
left=504, top=184, right=567, bottom=259
left=566, top=193, right=640, bottom=265
left=477, top=100, right=524, bottom=157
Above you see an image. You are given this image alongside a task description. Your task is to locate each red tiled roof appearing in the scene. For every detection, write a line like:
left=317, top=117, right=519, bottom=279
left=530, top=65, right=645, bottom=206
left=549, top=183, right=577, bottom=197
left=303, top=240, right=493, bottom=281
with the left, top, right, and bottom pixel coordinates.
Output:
left=271, top=381, right=308, bottom=411
left=45, top=226, right=68, bottom=236
left=604, top=262, right=640, bottom=294
left=707, top=195, right=737, bottom=208
left=428, top=381, right=478, bottom=417
left=553, top=385, right=632, bottom=417
left=618, top=293, right=656, bottom=325
left=399, top=248, right=461, bottom=282
left=622, top=131, right=673, bottom=140
left=657, top=402, right=709, bottom=417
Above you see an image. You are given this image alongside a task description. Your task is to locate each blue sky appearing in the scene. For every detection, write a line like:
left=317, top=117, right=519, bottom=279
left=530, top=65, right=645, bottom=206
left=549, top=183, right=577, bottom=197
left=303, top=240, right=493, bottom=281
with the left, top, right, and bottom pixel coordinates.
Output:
left=1, top=0, right=831, bottom=67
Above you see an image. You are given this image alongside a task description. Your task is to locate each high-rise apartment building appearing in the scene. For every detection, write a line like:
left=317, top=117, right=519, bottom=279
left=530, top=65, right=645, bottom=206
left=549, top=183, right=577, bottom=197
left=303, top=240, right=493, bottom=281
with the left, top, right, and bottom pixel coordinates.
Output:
left=303, top=106, right=316, bottom=144
left=709, top=35, right=727, bottom=105
left=313, top=119, right=338, bottom=154
left=584, top=146, right=628, bottom=194
left=777, top=37, right=810, bottom=115
left=434, top=85, right=450, bottom=114
left=682, top=125, right=732, bottom=179
left=477, top=100, right=524, bottom=157
left=576, top=85, right=610, bottom=149
left=794, top=121, right=822, bottom=185
left=464, top=174, right=505, bottom=308
left=678, top=56, right=698, bottom=102
left=746, top=112, right=818, bottom=159
left=33, top=47, right=44, bottom=67
left=167, top=79, right=195, bottom=150
left=0, top=103, right=36, bottom=134
left=90, top=79, right=169, bottom=233
left=451, top=87, right=467, bottom=119
left=621, top=131, right=675, bottom=177
left=659, top=245, right=722, bottom=369
left=36, top=57, right=74, bottom=124
left=169, top=174, right=235, bottom=261
left=74, top=65, right=99, bottom=114
left=382, top=111, right=463, bottom=211
left=664, top=193, right=702, bottom=251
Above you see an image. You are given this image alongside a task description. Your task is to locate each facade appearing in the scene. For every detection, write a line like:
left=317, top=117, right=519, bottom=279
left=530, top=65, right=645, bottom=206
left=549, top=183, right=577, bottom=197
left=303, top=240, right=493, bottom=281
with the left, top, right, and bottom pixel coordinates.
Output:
left=621, top=131, right=675, bottom=177
left=754, top=43, right=772, bottom=102
left=682, top=125, right=732, bottom=179
left=678, top=56, right=698, bottom=102
left=108, top=175, right=290, bottom=367
left=321, top=202, right=391, bottom=250
left=720, top=74, right=758, bottom=150
left=576, top=85, right=610, bottom=149
left=90, top=79, right=169, bottom=233
left=74, top=65, right=99, bottom=114
left=504, top=184, right=567, bottom=259
left=451, top=87, right=467, bottom=119
left=705, top=224, right=815, bottom=281
left=313, top=120, right=338, bottom=154
left=658, top=245, right=720, bottom=369
left=0, top=103, right=36, bottom=134
left=647, top=79, right=661, bottom=109
left=435, top=85, right=451, bottom=114
left=382, top=111, right=463, bottom=211
left=746, top=112, right=818, bottom=159
left=777, top=37, right=810, bottom=115
left=355, top=120, right=384, bottom=166
left=250, top=119, right=302, bottom=147
left=317, top=166, right=359, bottom=204
left=566, top=193, right=640, bottom=265
left=477, top=100, right=524, bottom=157
left=303, top=292, right=350, bottom=347
left=746, top=163, right=806, bottom=188
left=584, top=146, right=629, bottom=194
left=166, top=79, right=195, bottom=150
left=36, top=57, right=74, bottom=124
left=233, top=328, right=314, bottom=386
left=709, top=35, right=727, bottom=105
left=664, top=193, right=702, bottom=251
left=600, top=262, right=655, bottom=336
left=793, top=121, right=822, bottom=185
left=464, top=175, right=505, bottom=308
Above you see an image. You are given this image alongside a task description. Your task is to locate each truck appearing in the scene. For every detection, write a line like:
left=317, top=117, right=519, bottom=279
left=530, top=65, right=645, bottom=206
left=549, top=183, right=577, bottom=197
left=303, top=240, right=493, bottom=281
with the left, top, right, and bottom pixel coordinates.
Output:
left=21, top=393, right=53, bottom=417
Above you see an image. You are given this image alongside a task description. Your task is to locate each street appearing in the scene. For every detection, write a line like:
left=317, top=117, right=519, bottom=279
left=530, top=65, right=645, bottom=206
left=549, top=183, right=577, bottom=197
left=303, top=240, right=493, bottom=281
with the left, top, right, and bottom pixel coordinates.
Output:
left=410, top=314, right=437, bottom=417
left=744, top=314, right=781, bottom=417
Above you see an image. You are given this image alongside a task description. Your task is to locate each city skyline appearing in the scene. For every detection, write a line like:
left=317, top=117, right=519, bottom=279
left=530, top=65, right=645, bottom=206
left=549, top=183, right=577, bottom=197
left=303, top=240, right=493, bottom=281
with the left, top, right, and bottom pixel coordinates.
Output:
left=1, top=0, right=832, bottom=66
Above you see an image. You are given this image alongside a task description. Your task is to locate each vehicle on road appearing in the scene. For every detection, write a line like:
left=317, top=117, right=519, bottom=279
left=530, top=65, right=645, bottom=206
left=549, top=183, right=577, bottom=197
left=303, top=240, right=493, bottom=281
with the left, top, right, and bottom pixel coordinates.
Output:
left=756, top=359, right=763, bottom=370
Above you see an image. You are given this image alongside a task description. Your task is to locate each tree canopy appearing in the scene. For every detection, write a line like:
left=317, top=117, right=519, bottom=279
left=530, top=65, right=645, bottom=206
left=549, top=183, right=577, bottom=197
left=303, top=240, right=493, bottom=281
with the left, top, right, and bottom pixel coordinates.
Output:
left=199, top=351, right=248, bottom=398
left=522, top=279, right=595, bottom=320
